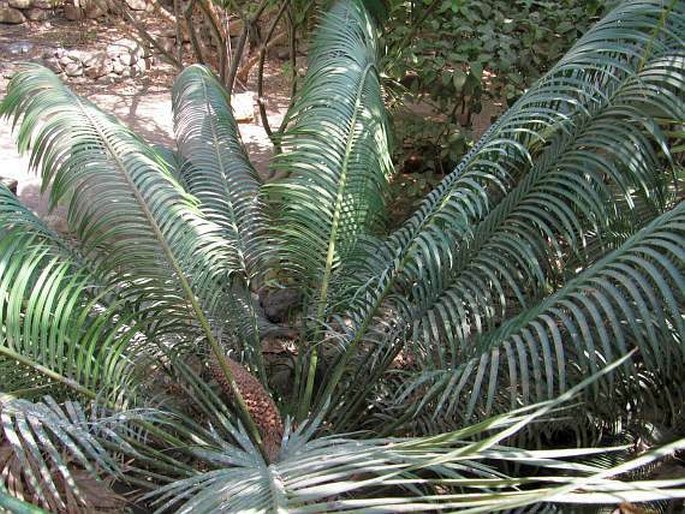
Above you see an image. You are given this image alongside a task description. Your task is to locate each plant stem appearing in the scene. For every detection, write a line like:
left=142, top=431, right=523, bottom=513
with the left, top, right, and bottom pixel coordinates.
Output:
left=298, top=63, right=375, bottom=420
left=226, top=0, right=271, bottom=92
left=226, top=28, right=248, bottom=92
left=173, top=0, right=184, bottom=66
left=198, top=0, right=227, bottom=80
left=0, top=345, right=97, bottom=400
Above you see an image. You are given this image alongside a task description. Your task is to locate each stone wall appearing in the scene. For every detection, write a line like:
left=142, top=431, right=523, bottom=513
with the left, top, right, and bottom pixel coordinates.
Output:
left=0, top=0, right=61, bottom=23
left=0, top=0, right=150, bottom=24
left=45, top=39, right=152, bottom=82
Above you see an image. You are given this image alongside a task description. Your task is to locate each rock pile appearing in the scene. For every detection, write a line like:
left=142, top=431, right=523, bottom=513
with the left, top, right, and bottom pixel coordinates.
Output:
left=44, top=38, right=152, bottom=82
left=0, top=0, right=60, bottom=23
left=0, top=0, right=150, bottom=24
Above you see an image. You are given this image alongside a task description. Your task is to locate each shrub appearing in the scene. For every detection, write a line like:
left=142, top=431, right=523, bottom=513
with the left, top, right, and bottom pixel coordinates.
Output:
left=0, top=0, right=683, bottom=511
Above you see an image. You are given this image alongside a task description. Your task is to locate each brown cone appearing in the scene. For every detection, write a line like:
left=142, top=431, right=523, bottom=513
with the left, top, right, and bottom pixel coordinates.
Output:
left=209, top=356, right=283, bottom=463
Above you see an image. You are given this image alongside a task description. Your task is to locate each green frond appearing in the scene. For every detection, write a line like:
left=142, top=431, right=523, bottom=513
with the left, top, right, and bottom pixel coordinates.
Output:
left=173, top=64, right=266, bottom=280
left=0, top=64, right=269, bottom=453
left=140, top=389, right=685, bottom=513
left=400, top=201, right=684, bottom=428
left=0, top=186, right=146, bottom=404
left=0, top=396, right=125, bottom=513
left=0, top=65, right=236, bottom=344
left=319, top=0, right=685, bottom=427
left=266, top=0, right=394, bottom=311
left=406, top=63, right=684, bottom=360
left=0, top=484, right=49, bottom=513
left=260, top=0, right=396, bottom=420
left=172, top=64, right=272, bottom=371
left=1, top=0, right=684, bottom=511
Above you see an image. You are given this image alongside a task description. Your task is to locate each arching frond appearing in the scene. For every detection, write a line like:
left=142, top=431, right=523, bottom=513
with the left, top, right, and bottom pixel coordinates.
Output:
left=0, top=396, right=128, bottom=513
left=173, top=64, right=266, bottom=279
left=399, top=201, right=684, bottom=430
left=141, top=387, right=685, bottom=513
left=172, top=64, right=271, bottom=372
left=261, top=0, right=395, bottom=419
left=404, top=56, right=684, bottom=365
left=319, top=0, right=685, bottom=428
left=0, top=186, right=146, bottom=404
left=266, top=0, right=394, bottom=312
left=1, top=65, right=235, bottom=344
left=0, top=64, right=269, bottom=453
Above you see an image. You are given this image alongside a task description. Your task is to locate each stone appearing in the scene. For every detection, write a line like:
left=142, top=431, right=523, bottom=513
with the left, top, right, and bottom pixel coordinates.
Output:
left=64, top=61, right=83, bottom=77
left=0, top=177, right=18, bottom=195
left=111, top=60, right=124, bottom=74
left=43, top=56, right=63, bottom=73
left=85, top=5, right=106, bottom=18
left=232, top=91, right=256, bottom=122
left=8, top=0, right=31, bottom=9
left=83, top=51, right=107, bottom=68
left=84, top=0, right=107, bottom=19
left=33, top=0, right=59, bottom=7
left=0, top=6, right=25, bottom=23
left=123, top=0, right=146, bottom=10
left=7, top=41, right=34, bottom=55
left=107, top=38, right=142, bottom=58
left=63, top=4, right=81, bottom=20
left=25, top=8, right=49, bottom=21
left=259, top=288, right=301, bottom=323
left=118, top=51, right=137, bottom=66
left=85, top=61, right=110, bottom=79
left=66, top=49, right=92, bottom=62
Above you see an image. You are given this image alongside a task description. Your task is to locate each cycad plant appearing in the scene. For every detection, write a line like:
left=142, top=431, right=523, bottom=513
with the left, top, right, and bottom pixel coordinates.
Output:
left=1, top=0, right=684, bottom=511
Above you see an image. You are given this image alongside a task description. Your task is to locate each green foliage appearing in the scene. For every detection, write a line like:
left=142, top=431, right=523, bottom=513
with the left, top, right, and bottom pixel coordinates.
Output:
left=384, top=0, right=611, bottom=181
left=386, top=0, right=609, bottom=104
left=0, top=0, right=684, bottom=511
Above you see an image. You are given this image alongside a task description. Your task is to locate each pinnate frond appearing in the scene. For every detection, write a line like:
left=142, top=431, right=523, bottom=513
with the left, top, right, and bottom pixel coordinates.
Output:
left=266, top=0, right=394, bottom=313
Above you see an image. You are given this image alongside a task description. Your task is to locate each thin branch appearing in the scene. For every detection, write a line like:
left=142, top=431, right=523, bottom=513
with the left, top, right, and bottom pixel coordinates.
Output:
left=226, top=27, right=248, bottom=93
left=184, top=0, right=206, bottom=65
left=198, top=0, right=228, bottom=81
left=174, top=0, right=184, bottom=65
left=238, top=31, right=286, bottom=84
left=123, top=9, right=182, bottom=69
left=225, top=0, right=272, bottom=92
left=147, top=0, right=179, bottom=25
left=287, top=6, right=297, bottom=98
left=257, top=0, right=290, bottom=143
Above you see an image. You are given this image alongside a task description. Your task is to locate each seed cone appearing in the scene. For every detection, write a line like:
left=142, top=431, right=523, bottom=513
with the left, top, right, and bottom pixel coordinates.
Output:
left=209, top=356, right=284, bottom=463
